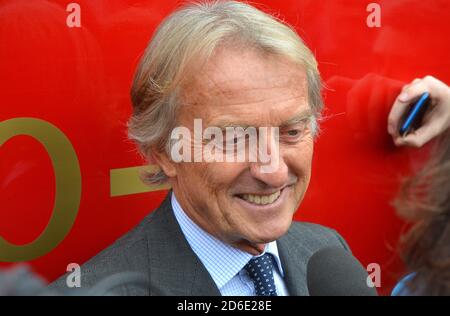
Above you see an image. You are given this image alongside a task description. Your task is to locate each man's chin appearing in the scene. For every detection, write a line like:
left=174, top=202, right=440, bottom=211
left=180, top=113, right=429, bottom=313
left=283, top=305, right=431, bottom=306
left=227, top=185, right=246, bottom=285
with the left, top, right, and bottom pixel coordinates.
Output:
left=246, top=219, right=293, bottom=244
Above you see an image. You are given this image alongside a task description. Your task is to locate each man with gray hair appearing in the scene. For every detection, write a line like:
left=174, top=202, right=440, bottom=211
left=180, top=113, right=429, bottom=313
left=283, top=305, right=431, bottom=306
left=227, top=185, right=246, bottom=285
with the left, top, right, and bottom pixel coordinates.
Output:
left=50, top=0, right=359, bottom=296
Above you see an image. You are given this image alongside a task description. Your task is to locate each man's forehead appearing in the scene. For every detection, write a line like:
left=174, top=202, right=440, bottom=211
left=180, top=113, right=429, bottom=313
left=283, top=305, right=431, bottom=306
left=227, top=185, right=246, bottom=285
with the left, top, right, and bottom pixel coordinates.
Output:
left=188, top=46, right=308, bottom=97
left=211, top=108, right=313, bottom=129
left=179, top=46, right=310, bottom=126
left=199, top=77, right=307, bottom=101
left=184, top=66, right=308, bottom=110
left=181, top=85, right=310, bottom=126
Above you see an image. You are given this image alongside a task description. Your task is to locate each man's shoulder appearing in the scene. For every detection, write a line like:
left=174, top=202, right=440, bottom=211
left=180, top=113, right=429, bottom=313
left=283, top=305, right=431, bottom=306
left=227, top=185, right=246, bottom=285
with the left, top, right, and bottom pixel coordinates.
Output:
left=83, top=212, right=155, bottom=271
left=284, top=220, right=350, bottom=252
left=48, top=206, right=164, bottom=295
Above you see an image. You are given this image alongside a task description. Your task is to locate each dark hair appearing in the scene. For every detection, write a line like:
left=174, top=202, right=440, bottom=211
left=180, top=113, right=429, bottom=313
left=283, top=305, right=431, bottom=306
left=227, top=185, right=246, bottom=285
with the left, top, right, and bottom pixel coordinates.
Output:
left=394, top=130, right=450, bottom=295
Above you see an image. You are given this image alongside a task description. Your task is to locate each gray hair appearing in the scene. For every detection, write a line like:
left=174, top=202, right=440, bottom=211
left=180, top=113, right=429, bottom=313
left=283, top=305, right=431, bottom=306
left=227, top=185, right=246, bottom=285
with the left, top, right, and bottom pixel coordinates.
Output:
left=128, top=0, right=323, bottom=184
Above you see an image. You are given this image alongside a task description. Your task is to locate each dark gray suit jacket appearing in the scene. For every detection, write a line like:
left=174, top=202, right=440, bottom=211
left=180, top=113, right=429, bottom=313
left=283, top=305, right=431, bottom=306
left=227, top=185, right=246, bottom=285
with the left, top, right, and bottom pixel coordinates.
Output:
left=49, top=192, right=350, bottom=295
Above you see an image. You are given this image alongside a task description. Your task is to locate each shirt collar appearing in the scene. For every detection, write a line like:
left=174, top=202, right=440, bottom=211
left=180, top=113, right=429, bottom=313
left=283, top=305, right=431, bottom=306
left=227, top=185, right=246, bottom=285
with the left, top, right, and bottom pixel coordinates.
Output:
left=171, top=193, right=284, bottom=290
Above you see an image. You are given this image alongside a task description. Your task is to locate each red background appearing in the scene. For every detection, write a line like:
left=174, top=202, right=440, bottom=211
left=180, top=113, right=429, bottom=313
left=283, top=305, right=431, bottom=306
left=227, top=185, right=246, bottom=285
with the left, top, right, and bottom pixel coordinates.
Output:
left=1, top=0, right=449, bottom=295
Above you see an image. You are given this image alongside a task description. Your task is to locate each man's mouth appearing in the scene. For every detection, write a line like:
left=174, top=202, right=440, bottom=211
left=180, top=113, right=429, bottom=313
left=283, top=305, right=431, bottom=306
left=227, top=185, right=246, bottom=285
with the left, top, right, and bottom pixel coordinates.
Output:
left=236, top=190, right=282, bottom=206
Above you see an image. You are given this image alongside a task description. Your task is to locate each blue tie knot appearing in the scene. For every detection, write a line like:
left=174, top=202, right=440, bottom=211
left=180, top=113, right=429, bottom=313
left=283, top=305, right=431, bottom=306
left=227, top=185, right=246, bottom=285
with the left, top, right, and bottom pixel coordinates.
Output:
left=244, top=253, right=278, bottom=296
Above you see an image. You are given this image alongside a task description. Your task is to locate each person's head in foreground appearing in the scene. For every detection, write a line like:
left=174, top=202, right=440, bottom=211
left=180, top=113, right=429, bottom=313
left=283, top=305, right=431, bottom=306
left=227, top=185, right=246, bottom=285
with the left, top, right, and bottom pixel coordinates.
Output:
left=394, top=130, right=450, bottom=295
left=128, top=0, right=322, bottom=255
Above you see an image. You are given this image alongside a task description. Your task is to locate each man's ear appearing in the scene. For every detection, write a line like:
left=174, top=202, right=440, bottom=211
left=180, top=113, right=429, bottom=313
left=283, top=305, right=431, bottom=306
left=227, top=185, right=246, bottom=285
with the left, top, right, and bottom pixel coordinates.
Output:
left=150, top=149, right=177, bottom=178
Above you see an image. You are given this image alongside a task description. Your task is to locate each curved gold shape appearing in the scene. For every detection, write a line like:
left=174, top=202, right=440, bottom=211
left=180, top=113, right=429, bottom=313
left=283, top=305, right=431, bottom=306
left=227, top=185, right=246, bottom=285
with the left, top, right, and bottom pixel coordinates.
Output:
left=0, top=118, right=81, bottom=262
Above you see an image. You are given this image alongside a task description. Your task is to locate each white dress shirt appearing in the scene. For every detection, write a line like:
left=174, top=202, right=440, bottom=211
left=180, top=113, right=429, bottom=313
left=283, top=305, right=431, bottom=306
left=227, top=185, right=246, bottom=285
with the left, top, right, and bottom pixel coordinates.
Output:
left=171, top=193, right=290, bottom=296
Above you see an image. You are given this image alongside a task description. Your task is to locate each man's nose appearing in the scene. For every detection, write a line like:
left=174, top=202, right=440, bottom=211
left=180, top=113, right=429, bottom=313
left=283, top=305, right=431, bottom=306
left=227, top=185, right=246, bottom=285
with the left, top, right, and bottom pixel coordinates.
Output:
left=249, top=157, right=289, bottom=188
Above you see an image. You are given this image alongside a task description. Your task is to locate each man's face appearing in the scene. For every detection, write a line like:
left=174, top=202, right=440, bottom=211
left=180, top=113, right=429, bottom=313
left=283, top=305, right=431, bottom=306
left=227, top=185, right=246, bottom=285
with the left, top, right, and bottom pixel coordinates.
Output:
left=164, top=47, right=314, bottom=252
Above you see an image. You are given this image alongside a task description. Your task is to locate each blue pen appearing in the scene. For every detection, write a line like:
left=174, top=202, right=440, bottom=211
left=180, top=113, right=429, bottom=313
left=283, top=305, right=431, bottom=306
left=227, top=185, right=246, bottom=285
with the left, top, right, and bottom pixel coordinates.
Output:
left=399, top=92, right=430, bottom=136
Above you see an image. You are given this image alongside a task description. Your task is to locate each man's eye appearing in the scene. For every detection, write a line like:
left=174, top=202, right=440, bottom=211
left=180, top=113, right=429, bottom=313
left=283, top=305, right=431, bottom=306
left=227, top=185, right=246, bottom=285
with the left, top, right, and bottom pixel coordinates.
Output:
left=280, top=128, right=305, bottom=144
left=225, top=135, right=248, bottom=145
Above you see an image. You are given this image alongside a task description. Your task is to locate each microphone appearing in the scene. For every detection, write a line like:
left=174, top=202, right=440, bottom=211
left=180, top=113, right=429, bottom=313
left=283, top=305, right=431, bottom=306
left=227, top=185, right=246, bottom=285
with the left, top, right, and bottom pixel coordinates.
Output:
left=307, top=247, right=378, bottom=296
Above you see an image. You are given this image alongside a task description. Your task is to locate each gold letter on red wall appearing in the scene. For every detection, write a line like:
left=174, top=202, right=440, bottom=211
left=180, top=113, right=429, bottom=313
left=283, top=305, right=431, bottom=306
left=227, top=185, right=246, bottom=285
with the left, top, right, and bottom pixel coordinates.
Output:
left=0, top=118, right=81, bottom=262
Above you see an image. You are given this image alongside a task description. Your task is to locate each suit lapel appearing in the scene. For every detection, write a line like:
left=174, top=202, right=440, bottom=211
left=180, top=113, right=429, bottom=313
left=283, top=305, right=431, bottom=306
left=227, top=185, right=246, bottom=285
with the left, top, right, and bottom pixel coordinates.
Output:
left=277, top=226, right=310, bottom=296
left=145, top=193, right=221, bottom=296
left=143, top=193, right=314, bottom=296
